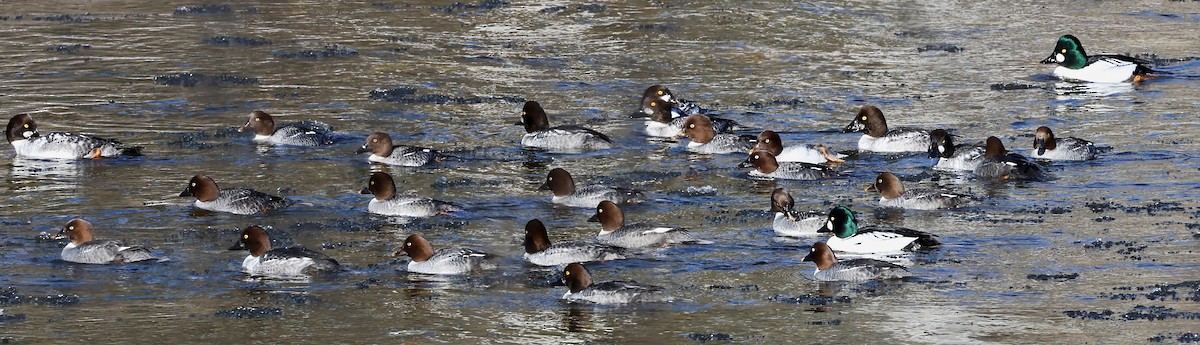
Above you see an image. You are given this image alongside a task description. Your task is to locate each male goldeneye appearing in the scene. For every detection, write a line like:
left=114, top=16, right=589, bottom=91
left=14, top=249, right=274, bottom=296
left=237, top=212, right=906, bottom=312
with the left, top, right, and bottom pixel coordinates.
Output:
left=1041, top=35, right=1155, bottom=83
left=1031, top=126, right=1097, bottom=161
left=561, top=263, right=671, bottom=304
left=355, top=132, right=445, bottom=167
left=538, top=168, right=643, bottom=208
left=228, top=225, right=341, bottom=276
left=54, top=219, right=157, bottom=264
left=588, top=200, right=707, bottom=248
left=802, top=243, right=911, bottom=282
left=638, top=84, right=704, bottom=117
left=842, top=106, right=929, bottom=153
left=751, top=130, right=844, bottom=164
left=674, top=114, right=755, bottom=154
left=866, top=172, right=969, bottom=210
left=523, top=219, right=625, bottom=267
left=360, top=172, right=460, bottom=217
left=634, top=93, right=740, bottom=137
left=517, top=101, right=613, bottom=151
left=396, top=234, right=491, bottom=275
left=818, top=205, right=940, bottom=254
left=768, top=188, right=823, bottom=237
left=6, top=114, right=143, bottom=159
left=179, top=175, right=293, bottom=215
left=739, top=151, right=835, bottom=180
left=975, top=137, right=1049, bottom=181
left=238, top=110, right=333, bottom=146
left=928, top=129, right=985, bottom=171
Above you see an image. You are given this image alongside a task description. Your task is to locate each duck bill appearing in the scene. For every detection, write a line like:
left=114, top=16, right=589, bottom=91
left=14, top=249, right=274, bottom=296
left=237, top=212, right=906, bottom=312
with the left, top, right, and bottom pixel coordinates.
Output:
left=736, top=160, right=753, bottom=169
left=671, top=131, right=686, bottom=140
left=537, top=182, right=551, bottom=190
left=354, top=146, right=370, bottom=154
left=359, top=187, right=372, bottom=194
left=237, top=123, right=252, bottom=133
left=864, top=184, right=878, bottom=193
left=842, top=120, right=865, bottom=133
left=1034, top=138, right=1047, bottom=155
left=817, top=224, right=832, bottom=233
left=801, top=251, right=816, bottom=262
left=784, top=210, right=799, bottom=222
left=587, top=213, right=600, bottom=222
left=629, top=110, right=650, bottom=119
left=179, top=188, right=193, bottom=197
left=228, top=241, right=244, bottom=251
left=1040, top=54, right=1057, bottom=64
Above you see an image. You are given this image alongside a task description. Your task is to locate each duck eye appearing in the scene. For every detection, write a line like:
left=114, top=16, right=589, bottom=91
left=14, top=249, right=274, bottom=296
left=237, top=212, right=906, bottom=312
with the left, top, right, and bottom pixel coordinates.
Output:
left=649, top=101, right=656, bottom=107
left=877, top=179, right=883, bottom=184
left=656, top=90, right=664, bottom=95
left=941, top=139, right=946, bottom=145
left=521, top=111, right=526, bottom=116
left=547, top=177, right=553, bottom=182
left=371, top=139, right=378, bottom=143
left=68, top=226, right=75, bottom=230
left=243, top=234, right=249, bottom=239
left=405, top=242, right=411, bottom=247
left=564, top=271, right=571, bottom=276
left=688, top=124, right=695, bottom=128
left=1061, top=48, right=1066, bottom=53
left=597, top=209, right=603, bottom=213
left=191, top=182, right=196, bottom=187
left=753, top=155, right=760, bottom=159
left=764, top=139, right=770, bottom=143
left=23, top=124, right=29, bottom=128
left=254, top=118, right=260, bottom=121
left=860, top=116, right=867, bottom=121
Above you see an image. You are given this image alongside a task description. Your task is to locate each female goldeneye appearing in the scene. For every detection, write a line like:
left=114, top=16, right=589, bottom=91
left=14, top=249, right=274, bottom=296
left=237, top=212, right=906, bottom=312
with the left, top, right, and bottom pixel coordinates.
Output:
left=674, top=114, right=755, bottom=154
left=817, top=206, right=940, bottom=254
left=238, top=110, right=333, bottom=146
left=738, top=151, right=835, bottom=180
left=360, top=172, right=460, bottom=217
left=179, top=175, right=293, bottom=215
left=54, top=219, right=157, bottom=264
left=928, top=129, right=985, bottom=171
left=751, top=130, right=844, bottom=164
left=1032, top=126, right=1097, bottom=161
left=229, top=225, right=340, bottom=276
left=1041, top=35, right=1155, bottom=83
left=975, top=137, right=1049, bottom=181
left=355, top=132, right=445, bottom=167
left=802, top=243, right=911, bottom=282
left=6, top=114, right=143, bottom=159
left=517, top=101, right=613, bottom=151
left=866, top=172, right=969, bottom=210
left=561, top=263, right=671, bottom=304
left=396, top=234, right=491, bottom=275
left=769, top=188, right=823, bottom=237
left=842, top=106, right=929, bottom=153
left=538, top=168, right=644, bottom=208
left=588, top=200, right=707, bottom=249
left=523, top=219, right=625, bottom=267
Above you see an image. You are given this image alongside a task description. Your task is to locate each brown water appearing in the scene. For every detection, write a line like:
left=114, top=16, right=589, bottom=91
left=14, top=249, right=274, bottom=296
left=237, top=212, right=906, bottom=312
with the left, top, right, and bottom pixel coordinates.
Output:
left=1, top=1, right=1198, bottom=344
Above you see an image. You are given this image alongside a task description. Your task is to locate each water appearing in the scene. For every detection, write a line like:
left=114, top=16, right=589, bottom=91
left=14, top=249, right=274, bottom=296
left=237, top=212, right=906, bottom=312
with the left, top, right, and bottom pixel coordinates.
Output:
left=1, top=1, right=1199, bottom=343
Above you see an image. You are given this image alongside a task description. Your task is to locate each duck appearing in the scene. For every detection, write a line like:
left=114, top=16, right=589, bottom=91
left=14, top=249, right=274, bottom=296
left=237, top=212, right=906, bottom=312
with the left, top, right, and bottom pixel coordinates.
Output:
left=588, top=200, right=707, bottom=249
left=1031, top=126, right=1097, bottom=161
left=768, top=188, right=823, bottom=237
left=738, top=151, right=835, bottom=180
left=842, top=106, right=929, bottom=153
left=228, top=225, right=341, bottom=276
left=928, top=129, right=985, bottom=172
left=538, top=168, right=644, bottom=208
left=6, top=114, right=143, bottom=159
left=634, top=95, right=741, bottom=138
left=751, top=130, right=844, bottom=164
left=517, top=101, right=613, bottom=151
left=396, top=234, right=491, bottom=275
left=802, top=243, right=911, bottom=282
left=360, top=172, right=460, bottom=217
left=975, top=136, right=1048, bottom=181
left=817, top=205, right=941, bottom=254
left=639, top=84, right=704, bottom=117
left=179, top=175, right=293, bottom=215
left=1041, top=35, right=1155, bottom=83
left=54, top=219, right=157, bottom=264
left=561, top=263, right=671, bottom=304
left=238, top=110, right=333, bottom=146
left=355, top=132, right=445, bottom=167
left=866, top=172, right=969, bottom=210
left=523, top=219, right=625, bottom=267
left=674, top=114, right=755, bottom=154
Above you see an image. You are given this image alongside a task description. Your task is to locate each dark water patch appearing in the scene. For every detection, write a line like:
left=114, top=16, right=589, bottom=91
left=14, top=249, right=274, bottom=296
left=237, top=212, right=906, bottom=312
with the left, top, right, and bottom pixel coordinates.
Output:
left=990, top=83, right=1043, bottom=91
left=369, top=86, right=525, bottom=105
left=1123, top=305, right=1200, bottom=321
left=768, top=294, right=852, bottom=306
left=214, top=306, right=282, bottom=318
left=746, top=98, right=806, bottom=109
left=289, top=217, right=388, bottom=234
left=1105, top=280, right=1200, bottom=302
left=154, top=73, right=259, bottom=87
left=270, top=292, right=319, bottom=304
left=1132, top=53, right=1200, bottom=67
left=44, top=44, right=90, bottom=53
left=1027, top=272, right=1079, bottom=281
left=0, top=287, right=80, bottom=307
left=1064, top=309, right=1113, bottom=320
left=1125, top=10, right=1200, bottom=22
left=682, top=186, right=719, bottom=197
left=1150, top=332, right=1200, bottom=343
left=685, top=333, right=734, bottom=342
left=632, top=23, right=677, bottom=32
left=706, top=285, right=760, bottom=291
left=466, top=55, right=505, bottom=64
left=1084, top=199, right=1186, bottom=215
left=432, top=0, right=509, bottom=13
left=1094, top=216, right=1115, bottom=222
left=917, top=43, right=963, bottom=53
left=807, top=319, right=841, bottom=325
left=19, top=14, right=89, bottom=22
left=372, top=3, right=413, bottom=10
left=272, top=46, right=359, bottom=59
left=521, top=57, right=569, bottom=69
left=0, top=313, right=26, bottom=323
left=539, top=5, right=607, bottom=14
left=1079, top=239, right=1148, bottom=260
left=203, top=36, right=271, bottom=46
left=174, top=4, right=234, bottom=15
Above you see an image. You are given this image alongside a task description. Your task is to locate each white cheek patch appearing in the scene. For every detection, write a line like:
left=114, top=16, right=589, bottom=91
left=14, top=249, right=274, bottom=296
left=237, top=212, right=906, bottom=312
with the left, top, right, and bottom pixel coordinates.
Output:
left=826, top=220, right=833, bottom=229
left=938, top=145, right=945, bottom=153
left=642, top=107, right=653, bottom=115
left=660, top=95, right=672, bottom=102
left=22, top=130, right=34, bottom=138
left=1055, top=53, right=1065, bottom=62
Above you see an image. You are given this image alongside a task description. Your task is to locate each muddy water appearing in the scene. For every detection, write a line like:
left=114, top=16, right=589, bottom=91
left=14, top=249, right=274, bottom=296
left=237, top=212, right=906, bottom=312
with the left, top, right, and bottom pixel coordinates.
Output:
left=1, top=1, right=1198, bottom=344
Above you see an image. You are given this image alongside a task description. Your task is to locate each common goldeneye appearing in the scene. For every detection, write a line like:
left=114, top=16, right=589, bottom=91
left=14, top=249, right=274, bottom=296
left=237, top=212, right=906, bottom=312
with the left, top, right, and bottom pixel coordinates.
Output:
left=538, top=168, right=644, bottom=208
left=928, top=129, right=985, bottom=171
left=396, top=234, right=491, bottom=275
left=751, top=130, right=844, bottom=164
left=802, top=242, right=911, bottom=282
left=54, top=219, right=157, bottom=264
left=6, top=114, right=143, bottom=159
left=588, top=200, right=707, bottom=248
left=638, top=84, right=704, bottom=117
left=769, top=188, right=823, bottom=237
left=975, top=137, right=1049, bottom=181
left=517, top=101, right=613, bottom=151
left=674, top=114, right=755, bottom=154
left=360, top=172, right=460, bottom=217
left=523, top=219, right=625, bottom=267
left=561, top=262, right=671, bottom=304
left=818, top=205, right=940, bottom=254
left=355, top=132, right=445, bottom=167
left=1031, top=126, right=1097, bottom=161
left=866, top=172, right=969, bottom=210
left=228, top=225, right=341, bottom=276
left=179, top=175, right=293, bottom=215
left=238, top=110, right=333, bottom=146
left=1041, top=35, right=1155, bottom=83
left=842, top=106, right=929, bottom=153
left=634, top=96, right=740, bottom=137
left=738, top=151, right=835, bottom=180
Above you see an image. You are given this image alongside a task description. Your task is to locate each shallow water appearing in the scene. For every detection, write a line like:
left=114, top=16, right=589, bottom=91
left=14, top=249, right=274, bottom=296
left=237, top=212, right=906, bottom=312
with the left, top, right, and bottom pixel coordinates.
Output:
left=1, top=1, right=1199, bottom=343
